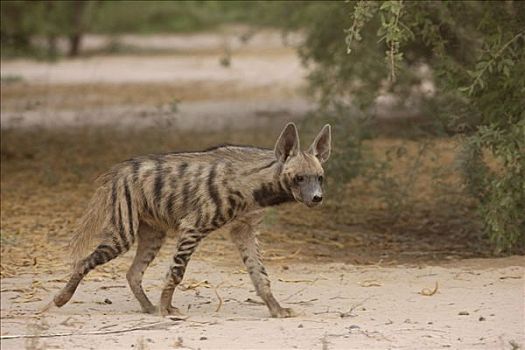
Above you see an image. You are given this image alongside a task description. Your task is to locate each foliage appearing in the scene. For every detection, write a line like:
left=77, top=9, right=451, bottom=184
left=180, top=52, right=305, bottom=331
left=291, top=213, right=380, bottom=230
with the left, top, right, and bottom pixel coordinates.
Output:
left=1, top=1, right=523, bottom=252
left=89, top=1, right=313, bottom=34
left=0, top=1, right=314, bottom=57
left=1, top=0, right=98, bottom=57
left=299, top=1, right=524, bottom=252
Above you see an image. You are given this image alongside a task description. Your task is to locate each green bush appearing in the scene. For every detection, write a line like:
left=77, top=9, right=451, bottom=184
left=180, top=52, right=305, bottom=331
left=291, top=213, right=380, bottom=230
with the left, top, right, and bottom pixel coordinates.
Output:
left=0, top=1, right=315, bottom=57
left=298, top=1, right=525, bottom=252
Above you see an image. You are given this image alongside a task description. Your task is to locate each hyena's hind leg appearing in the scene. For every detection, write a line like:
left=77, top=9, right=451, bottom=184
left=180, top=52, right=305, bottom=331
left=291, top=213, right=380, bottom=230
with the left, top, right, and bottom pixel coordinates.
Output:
left=230, top=214, right=295, bottom=318
left=126, top=223, right=166, bottom=314
left=52, top=236, right=130, bottom=308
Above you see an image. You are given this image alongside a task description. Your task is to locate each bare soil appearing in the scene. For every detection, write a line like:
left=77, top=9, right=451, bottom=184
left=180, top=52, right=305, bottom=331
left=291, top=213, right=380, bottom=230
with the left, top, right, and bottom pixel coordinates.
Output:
left=1, top=31, right=524, bottom=349
left=1, top=257, right=523, bottom=350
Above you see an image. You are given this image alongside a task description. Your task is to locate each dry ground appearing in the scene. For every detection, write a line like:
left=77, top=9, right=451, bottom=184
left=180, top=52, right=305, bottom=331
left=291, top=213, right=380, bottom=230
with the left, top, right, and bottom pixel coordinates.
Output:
left=1, top=258, right=523, bottom=350
left=1, top=30, right=524, bottom=349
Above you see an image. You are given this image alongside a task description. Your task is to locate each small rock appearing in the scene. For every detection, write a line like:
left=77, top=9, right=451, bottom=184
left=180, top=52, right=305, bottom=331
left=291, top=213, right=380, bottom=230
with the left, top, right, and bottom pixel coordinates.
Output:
left=297, top=324, right=303, bottom=328
left=479, top=316, right=485, bottom=321
left=104, top=298, right=112, bottom=304
left=458, top=311, right=469, bottom=316
left=200, top=337, right=207, bottom=340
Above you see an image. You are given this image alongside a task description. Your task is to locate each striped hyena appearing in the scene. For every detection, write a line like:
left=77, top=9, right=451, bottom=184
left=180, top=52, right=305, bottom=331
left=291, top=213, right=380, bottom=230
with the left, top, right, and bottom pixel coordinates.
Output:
left=46, top=122, right=331, bottom=318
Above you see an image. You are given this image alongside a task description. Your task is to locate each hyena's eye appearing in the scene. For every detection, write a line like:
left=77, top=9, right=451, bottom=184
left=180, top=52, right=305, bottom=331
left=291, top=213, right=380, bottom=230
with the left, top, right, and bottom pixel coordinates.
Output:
left=295, top=175, right=304, bottom=183
left=318, top=175, right=324, bottom=184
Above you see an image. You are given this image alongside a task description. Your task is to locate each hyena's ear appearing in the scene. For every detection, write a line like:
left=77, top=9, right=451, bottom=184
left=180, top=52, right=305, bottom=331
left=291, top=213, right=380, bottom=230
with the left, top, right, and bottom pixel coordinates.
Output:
left=308, top=124, right=331, bottom=163
left=274, top=122, right=300, bottom=162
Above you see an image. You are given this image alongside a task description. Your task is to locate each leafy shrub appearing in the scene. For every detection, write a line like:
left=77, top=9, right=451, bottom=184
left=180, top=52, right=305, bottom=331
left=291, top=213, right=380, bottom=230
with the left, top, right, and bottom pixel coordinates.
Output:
left=298, top=1, right=525, bottom=252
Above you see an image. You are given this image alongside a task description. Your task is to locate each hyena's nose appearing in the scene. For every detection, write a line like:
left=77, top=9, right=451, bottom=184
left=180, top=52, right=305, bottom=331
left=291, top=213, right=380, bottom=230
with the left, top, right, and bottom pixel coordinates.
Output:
left=312, top=195, right=323, bottom=203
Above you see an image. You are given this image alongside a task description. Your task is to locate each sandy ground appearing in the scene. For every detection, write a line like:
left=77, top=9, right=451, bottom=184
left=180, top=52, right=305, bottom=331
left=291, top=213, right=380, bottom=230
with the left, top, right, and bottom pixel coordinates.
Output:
left=1, top=256, right=523, bottom=350
left=1, top=30, right=311, bottom=130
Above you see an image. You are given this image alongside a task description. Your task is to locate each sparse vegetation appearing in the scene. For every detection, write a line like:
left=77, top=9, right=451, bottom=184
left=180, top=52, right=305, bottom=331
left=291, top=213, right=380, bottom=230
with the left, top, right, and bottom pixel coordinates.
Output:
left=1, top=3, right=524, bottom=348
left=1, top=1, right=523, bottom=254
left=299, top=1, right=525, bottom=253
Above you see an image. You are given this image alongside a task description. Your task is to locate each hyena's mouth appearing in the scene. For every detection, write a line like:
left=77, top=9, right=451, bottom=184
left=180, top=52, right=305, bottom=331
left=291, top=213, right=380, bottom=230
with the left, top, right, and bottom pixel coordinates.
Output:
left=303, top=200, right=322, bottom=208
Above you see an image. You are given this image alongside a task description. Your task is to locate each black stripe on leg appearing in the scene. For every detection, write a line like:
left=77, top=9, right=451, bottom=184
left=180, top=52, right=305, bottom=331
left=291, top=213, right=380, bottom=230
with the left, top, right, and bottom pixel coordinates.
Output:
left=111, top=235, right=123, bottom=253
left=97, top=248, right=110, bottom=263
left=88, top=250, right=106, bottom=269
left=98, top=244, right=119, bottom=257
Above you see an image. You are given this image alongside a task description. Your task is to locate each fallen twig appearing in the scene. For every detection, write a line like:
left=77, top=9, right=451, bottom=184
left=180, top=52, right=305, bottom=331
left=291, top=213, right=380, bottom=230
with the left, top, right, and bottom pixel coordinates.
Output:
left=0, top=320, right=181, bottom=340
left=499, top=275, right=522, bottom=280
left=282, top=278, right=319, bottom=302
left=265, top=249, right=301, bottom=261
left=339, top=297, right=371, bottom=318
left=358, top=280, right=382, bottom=287
left=244, top=298, right=265, bottom=305
left=278, top=278, right=315, bottom=283
left=180, top=280, right=211, bottom=291
left=288, top=298, right=318, bottom=305
left=213, top=282, right=224, bottom=312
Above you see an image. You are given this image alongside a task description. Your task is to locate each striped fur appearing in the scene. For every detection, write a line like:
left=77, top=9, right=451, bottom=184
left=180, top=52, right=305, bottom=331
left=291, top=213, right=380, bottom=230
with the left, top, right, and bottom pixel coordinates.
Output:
left=48, top=122, right=331, bottom=318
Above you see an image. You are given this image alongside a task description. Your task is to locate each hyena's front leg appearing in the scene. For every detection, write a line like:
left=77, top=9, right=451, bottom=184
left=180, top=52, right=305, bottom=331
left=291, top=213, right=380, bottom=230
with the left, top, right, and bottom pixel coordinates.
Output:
left=230, top=216, right=296, bottom=318
left=159, top=229, right=207, bottom=316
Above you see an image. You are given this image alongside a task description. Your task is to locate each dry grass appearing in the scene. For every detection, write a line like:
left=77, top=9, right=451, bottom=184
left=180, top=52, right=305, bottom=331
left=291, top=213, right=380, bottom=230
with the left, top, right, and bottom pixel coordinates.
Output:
left=1, top=82, right=298, bottom=112
left=0, top=126, right=494, bottom=281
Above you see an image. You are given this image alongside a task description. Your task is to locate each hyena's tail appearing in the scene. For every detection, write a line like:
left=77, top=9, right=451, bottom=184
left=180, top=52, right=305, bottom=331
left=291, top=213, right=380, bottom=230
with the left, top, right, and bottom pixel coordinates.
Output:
left=42, top=171, right=142, bottom=311
left=40, top=182, right=113, bottom=312
left=69, top=184, right=111, bottom=264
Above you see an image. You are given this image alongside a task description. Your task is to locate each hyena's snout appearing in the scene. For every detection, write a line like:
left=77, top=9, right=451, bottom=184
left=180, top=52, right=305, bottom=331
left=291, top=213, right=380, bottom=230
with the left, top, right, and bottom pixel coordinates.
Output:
left=305, top=193, right=323, bottom=207
left=312, top=194, right=323, bottom=203
left=301, top=181, right=324, bottom=207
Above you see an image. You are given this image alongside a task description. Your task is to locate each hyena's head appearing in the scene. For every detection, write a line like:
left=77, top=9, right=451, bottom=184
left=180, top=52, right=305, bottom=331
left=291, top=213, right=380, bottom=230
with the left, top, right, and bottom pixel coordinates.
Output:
left=275, top=122, right=331, bottom=208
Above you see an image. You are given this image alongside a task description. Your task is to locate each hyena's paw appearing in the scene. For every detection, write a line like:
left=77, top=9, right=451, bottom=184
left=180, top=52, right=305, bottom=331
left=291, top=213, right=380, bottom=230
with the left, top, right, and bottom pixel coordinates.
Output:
left=39, top=300, right=57, bottom=314
left=271, top=307, right=297, bottom=318
left=158, top=304, right=185, bottom=317
left=142, top=305, right=159, bottom=315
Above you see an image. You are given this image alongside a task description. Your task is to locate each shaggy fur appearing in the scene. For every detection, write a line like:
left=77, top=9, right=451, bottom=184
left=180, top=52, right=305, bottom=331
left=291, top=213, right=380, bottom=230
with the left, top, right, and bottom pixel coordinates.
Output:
left=48, top=122, right=331, bottom=318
